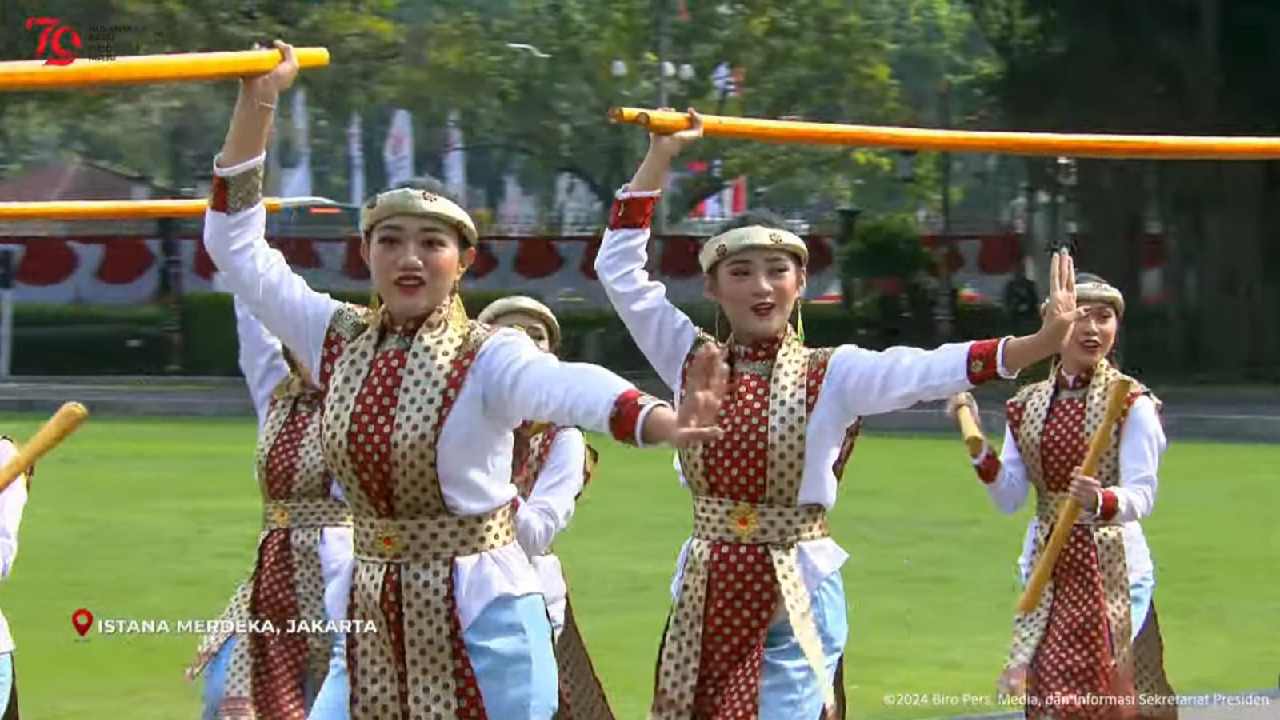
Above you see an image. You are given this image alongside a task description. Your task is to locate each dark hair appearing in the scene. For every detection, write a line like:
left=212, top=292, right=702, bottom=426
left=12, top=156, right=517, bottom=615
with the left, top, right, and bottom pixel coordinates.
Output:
left=713, top=209, right=789, bottom=235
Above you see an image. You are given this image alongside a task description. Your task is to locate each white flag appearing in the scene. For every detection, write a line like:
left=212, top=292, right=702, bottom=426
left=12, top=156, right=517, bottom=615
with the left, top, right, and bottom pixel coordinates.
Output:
left=348, top=111, right=366, bottom=206
left=383, top=109, right=415, bottom=188
left=443, top=110, right=467, bottom=205
left=279, top=87, right=312, bottom=197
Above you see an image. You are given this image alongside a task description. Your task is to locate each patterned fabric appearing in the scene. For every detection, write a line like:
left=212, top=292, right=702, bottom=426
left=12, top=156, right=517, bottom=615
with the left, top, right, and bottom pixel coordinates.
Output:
left=966, top=338, right=1004, bottom=385
left=210, top=164, right=265, bottom=215
left=608, top=195, right=658, bottom=230
left=608, top=390, right=666, bottom=446
left=1002, top=360, right=1174, bottom=718
left=188, top=377, right=351, bottom=719
left=976, top=448, right=1002, bottom=484
left=512, top=423, right=560, bottom=501
left=653, top=331, right=853, bottom=720
left=553, top=589, right=615, bottom=720
left=319, top=299, right=500, bottom=720
left=512, top=423, right=614, bottom=719
left=1131, top=604, right=1178, bottom=718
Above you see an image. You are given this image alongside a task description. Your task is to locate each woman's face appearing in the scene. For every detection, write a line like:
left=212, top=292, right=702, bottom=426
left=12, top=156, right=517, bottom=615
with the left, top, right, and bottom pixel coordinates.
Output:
left=704, top=248, right=806, bottom=344
left=361, top=214, right=475, bottom=325
left=490, top=311, right=554, bottom=354
left=1060, top=301, right=1119, bottom=372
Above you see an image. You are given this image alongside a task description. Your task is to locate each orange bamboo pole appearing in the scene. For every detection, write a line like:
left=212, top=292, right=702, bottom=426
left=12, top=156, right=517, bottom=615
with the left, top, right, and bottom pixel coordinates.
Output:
left=0, top=197, right=338, bottom=221
left=610, top=107, right=1280, bottom=160
left=0, top=47, right=328, bottom=91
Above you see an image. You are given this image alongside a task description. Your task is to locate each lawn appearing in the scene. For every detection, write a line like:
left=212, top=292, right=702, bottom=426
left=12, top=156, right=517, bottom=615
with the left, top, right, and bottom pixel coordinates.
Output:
left=0, top=412, right=1275, bottom=718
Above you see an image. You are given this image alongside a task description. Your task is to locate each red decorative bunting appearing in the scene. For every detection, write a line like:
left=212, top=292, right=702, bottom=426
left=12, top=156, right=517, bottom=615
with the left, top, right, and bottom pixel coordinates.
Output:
left=659, top=236, right=701, bottom=278
left=16, top=240, right=78, bottom=286
left=580, top=237, right=602, bottom=281
left=273, top=238, right=321, bottom=269
left=978, top=234, right=1021, bottom=274
left=344, top=238, right=370, bottom=280
left=514, top=237, right=563, bottom=279
left=194, top=239, right=217, bottom=280
left=469, top=241, right=498, bottom=279
left=95, top=238, right=155, bottom=284
left=804, top=235, right=833, bottom=274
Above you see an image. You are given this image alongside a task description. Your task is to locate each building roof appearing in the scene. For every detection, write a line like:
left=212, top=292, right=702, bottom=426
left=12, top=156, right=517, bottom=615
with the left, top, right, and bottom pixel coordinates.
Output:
left=0, top=158, right=171, bottom=202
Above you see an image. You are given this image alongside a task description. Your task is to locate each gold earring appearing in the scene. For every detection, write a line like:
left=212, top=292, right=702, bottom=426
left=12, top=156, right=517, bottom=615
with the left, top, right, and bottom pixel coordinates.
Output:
left=795, top=301, right=806, bottom=343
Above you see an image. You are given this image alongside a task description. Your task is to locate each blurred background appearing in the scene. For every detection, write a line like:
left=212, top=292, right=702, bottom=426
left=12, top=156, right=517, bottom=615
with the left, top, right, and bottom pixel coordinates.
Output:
left=0, top=4, right=1277, bottom=719
left=0, top=0, right=1275, bottom=383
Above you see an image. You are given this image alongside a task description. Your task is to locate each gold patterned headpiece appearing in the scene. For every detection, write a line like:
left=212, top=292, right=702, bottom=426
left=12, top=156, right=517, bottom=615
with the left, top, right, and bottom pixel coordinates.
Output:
left=359, top=188, right=478, bottom=247
left=698, top=225, right=809, bottom=273
left=1041, top=277, right=1125, bottom=317
left=477, top=295, right=561, bottom=350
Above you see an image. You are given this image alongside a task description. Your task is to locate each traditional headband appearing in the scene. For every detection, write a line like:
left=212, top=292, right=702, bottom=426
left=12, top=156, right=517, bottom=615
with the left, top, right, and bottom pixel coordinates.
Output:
left=478, top=295, right=561, bottom=350
left=359, top=188, right=478, bottom=246
left=1041, top=279, right=1125, bottom=317
left=698, top=225, right=808, bottom=273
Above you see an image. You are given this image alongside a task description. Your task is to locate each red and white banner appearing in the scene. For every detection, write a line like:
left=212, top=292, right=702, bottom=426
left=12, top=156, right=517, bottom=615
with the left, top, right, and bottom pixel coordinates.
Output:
left=0, top=234, right=844, bottom=306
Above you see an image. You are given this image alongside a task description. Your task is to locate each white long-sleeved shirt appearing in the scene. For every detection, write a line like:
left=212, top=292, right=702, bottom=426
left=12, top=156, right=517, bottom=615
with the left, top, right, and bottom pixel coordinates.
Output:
left=977, top=395, right=1166, bottom=584
left=0, top=439, right=29, bottom=653
left=228, top=289, right=354, bottom=624
left=594, top=196, right=1015, bottom=599
left=205, top=154, right=650, bottom=629
left=515, top=428, right=587, bottom=634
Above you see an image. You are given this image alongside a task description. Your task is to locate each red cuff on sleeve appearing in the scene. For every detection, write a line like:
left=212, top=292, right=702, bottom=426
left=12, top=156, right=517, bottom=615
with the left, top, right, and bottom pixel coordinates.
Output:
left=209, top=174, right=230, bottom=213
left=976, top=449, right=1001, bottom=485
left=608, top=195, right=658, bottom=230
left=1099, top=489, right=1119, bottom=521
left=609, top=389, right=647, bottom=446
left=966, top=339, right=1002, bottom=385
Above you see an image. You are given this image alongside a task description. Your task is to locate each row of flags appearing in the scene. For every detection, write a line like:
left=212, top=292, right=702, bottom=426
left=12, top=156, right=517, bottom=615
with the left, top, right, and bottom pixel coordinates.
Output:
left=275, top=78, right=747, bottom=223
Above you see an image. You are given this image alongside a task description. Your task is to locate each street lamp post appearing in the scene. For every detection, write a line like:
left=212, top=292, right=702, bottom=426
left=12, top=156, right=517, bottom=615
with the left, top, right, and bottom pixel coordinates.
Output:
left=937, top=79, right=956, bottom=339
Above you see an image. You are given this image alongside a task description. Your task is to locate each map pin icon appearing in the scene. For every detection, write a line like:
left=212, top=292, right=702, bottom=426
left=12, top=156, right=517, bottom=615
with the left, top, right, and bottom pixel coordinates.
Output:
left=71, top=608, right=93, bottom=637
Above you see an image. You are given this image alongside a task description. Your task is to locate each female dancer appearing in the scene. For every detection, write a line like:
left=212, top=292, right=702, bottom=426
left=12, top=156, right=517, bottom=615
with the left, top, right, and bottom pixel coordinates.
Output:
left=947, top=273, right=1176, bottom=719
left=478, top=295, right=615, bottom=719
left=204, top=42, right=724, bottom=720
left=595, top=109, right=1083, bottom=719
left=189, top=282, right=353, bottom=720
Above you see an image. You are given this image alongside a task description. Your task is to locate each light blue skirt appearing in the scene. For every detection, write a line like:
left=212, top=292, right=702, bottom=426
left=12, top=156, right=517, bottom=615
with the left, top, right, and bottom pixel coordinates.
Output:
left=758, top=570, right=849, bottom=718
left=0, top=652, right=13, bottom=717
left=306, top=592, right=557, bottom=720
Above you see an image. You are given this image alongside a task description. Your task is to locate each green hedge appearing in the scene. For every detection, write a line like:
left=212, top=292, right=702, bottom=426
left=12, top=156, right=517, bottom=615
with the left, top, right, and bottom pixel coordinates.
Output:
left=10, top=296, right=1205, bottom=378
left=176, top=290, right=531, bottom=376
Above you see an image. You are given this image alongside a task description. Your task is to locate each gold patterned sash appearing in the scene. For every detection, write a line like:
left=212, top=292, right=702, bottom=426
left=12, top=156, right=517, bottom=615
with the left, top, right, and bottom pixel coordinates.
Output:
left=352, top=505, right=516, bottom=562
left=261, top=498, right=353, bottom=530
left=655, top=331, right=836, bottom=719
left=692, top=497, right=829, bottom=545
left=320, top=302, right=499, bottom=720
left=1007, top=361, right=1144, bottom=680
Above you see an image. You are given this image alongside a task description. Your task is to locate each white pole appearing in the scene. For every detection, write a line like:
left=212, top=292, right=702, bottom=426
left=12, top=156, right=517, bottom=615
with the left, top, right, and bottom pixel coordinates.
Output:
left=0, top=249, right=12, bottom=379
left=0, top=289, right=11, bottom=379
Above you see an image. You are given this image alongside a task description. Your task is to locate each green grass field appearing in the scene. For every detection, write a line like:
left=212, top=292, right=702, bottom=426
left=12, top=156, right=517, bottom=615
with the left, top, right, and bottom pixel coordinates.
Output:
left=0, top=412, right=1275, bottom=719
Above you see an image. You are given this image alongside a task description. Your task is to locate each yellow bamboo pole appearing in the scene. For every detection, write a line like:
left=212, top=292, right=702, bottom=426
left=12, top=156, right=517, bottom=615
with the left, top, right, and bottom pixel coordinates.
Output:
left=610, top=107, right=1280, bottom=160
left=0, top=47, right=328, bottom=91
left=0, top=402, right=88, bottom=494
left=1017, top=379, right=1134, bottom=614
left=955, top=406, right=986, bottom=459
left=0, top=197, right=338, bottom=221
